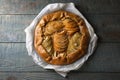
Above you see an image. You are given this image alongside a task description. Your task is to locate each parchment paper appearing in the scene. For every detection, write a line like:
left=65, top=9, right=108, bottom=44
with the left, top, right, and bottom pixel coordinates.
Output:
left=24, top=3, right=98, bottom=77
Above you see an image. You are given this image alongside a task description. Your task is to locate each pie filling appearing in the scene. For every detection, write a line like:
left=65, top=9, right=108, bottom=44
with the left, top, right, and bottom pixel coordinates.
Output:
left=42, top=18, right=81, bottom=57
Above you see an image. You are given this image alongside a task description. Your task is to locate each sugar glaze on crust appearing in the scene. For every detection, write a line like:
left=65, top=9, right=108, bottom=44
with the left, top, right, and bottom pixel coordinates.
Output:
left=34, top=10, right=90, bottom=65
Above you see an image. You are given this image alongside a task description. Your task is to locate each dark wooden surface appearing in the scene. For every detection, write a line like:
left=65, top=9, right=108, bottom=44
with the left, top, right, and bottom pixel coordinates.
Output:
left=0, top=0, right=120, bottom=80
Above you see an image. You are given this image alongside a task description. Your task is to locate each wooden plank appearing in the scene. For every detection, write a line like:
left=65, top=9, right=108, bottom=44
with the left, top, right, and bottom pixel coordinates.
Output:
left=0, top=14, right=120, bottom=42
left=0, top=43, right=45, bottom=72
left=0, top=0, right=120, bottom=14
left=86, top=14, right=120, bottom=42
left=68, top=73, right=120, bottom=80
left=0, top=43, right=120, bottom=72
left=0, top=15, right=36, bottom=42
left=0, top=72, right=120, bottom=80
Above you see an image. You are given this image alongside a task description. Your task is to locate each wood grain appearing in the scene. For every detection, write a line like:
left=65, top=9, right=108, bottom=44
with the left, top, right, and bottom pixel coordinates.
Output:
left=0, top=43, right=44, bottom=71
left=68, top=73, right=120, bottom=80
left=0, top=15, right=36, bottom=42
left=0, top=0, right=120, bottom=14
left=0, top=72, right=120, bottom=80
left=0, top=43, right=120, bottom=72
left=0, top=14, right=120, bottom=42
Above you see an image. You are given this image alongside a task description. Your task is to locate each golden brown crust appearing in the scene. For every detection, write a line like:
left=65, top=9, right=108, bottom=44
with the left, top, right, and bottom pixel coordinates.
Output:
left=34, top=10, right=90, bottom=65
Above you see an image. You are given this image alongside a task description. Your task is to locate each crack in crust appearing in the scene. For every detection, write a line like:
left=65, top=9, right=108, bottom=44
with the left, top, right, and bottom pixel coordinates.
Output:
left=34, top=10, right=90, bottom=65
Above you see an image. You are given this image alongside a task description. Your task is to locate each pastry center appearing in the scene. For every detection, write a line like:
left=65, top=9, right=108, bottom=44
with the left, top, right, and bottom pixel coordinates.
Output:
left=42, top=18, right=82, bottom=57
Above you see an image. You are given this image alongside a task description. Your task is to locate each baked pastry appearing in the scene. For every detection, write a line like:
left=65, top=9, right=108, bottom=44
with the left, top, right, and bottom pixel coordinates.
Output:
left=34, top=10, right=90, bottom=65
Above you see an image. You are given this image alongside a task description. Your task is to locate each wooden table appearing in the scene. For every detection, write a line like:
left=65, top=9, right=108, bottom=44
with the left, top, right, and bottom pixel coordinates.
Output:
left=0, top=0, right=120, bottom=80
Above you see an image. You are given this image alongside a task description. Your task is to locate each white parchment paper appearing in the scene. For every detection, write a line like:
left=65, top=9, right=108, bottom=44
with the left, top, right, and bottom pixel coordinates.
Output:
left=24, top=3, right=98, bottom=77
